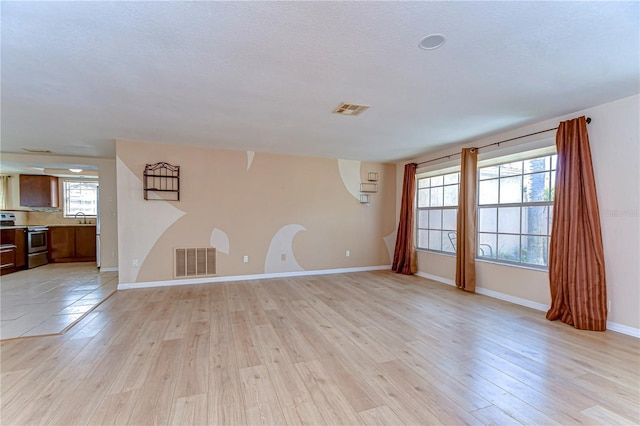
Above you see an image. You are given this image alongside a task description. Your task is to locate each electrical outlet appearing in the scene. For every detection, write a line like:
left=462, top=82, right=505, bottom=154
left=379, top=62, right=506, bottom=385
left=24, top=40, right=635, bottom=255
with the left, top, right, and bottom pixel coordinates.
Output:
left=608, top=300, right=612, bottom=312
left=346, top=250, right=350, bottom=257
left=243, top=255, right=249, bottom=263
left=111, top=250, right=115, bottom=258
left=132, top=259, right=139, bottom=268
left=281, top=254, right=287, bottom=261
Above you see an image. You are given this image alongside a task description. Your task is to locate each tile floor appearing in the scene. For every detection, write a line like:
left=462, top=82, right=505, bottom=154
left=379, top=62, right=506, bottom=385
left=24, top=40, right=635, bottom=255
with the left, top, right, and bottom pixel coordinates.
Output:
left=0, top=263, right=117, bottom=339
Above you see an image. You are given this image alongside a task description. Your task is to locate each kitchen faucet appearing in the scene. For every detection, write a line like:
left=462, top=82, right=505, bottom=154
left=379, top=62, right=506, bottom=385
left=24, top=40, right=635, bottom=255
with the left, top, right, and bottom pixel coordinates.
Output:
left=74, top=212, right=87, bottom=224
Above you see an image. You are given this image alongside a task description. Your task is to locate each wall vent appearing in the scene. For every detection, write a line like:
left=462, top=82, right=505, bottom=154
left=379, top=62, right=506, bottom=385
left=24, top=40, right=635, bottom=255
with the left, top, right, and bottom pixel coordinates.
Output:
left=332, top=102, right=370, bottom=116
left=174, top=247, right=216, bottom=278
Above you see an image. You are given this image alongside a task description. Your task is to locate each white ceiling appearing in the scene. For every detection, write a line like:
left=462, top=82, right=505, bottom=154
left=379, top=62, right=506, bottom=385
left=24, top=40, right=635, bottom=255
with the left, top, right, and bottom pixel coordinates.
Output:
left=1, top=1, right=638, bottom=163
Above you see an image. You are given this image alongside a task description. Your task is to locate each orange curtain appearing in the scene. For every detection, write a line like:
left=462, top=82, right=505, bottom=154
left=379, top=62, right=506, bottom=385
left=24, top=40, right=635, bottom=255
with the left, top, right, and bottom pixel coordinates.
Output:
left=547, top=116, right=607, bottom=331
left=455, top=148, right=477, bottom=292
left=392, top=163, right=417, bottom=275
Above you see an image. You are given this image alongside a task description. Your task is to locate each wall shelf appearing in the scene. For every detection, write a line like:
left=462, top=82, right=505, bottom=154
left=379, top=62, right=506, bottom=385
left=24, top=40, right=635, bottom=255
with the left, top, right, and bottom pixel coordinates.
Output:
left=143, top=162, right=180, bottom=201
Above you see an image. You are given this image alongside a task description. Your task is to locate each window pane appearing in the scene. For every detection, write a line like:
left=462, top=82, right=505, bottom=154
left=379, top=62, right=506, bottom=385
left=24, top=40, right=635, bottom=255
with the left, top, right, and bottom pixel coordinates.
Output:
left=499, top=161, right=523, bottom=177
left=478, top=233, right=496, bottom=258
left=428, top=230, right=442, bottom=251
left=443, top=185, right=458, bottom=206
left=479, top=166, right=499, bottom=181
left=431, top=176, right=443, bottom=186
left=418, top=188, right=430, bottom=208
left=443, top=173, right=459, bottom=185
left=442, top=209, right=457, bottom=230
left=418, top=178, right=430, bottom=189
left=417, top=210, right=428, bottom=229
left=521, top=206, right=549, bottom=235
left=478, top=207, right=497, bottom=233
left=524, top=157, right=549, bottom=173
left=430, top=186, right=443, bottom=207
left=521, top=236, right=549, bottom=266
left=64, top=181, right=98, bottom=217
left=498, top=207, right=520, bottom=234
left=550, top=171, right=556, bottom=200
left=523, top=172, right=550, bottom=202
left=429, top=209, right=442, bottom=229
left=417, top=230, right=428, bottom=249
left=479, top=179, right=498, bottom=205
left=443, top=233, right=456, bottom=253
left=551, top=154, right=557, bottom=170
left=499, top=176, right=522, bottom=204
left=497, top=234, right=520, bottom=261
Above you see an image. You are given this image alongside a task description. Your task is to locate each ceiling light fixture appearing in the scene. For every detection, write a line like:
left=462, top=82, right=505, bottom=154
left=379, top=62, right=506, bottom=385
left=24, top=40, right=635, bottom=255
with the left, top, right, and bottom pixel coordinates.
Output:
left=419, top=34, right=446, bottom=50
left=69, top=168, right=83, bottom=173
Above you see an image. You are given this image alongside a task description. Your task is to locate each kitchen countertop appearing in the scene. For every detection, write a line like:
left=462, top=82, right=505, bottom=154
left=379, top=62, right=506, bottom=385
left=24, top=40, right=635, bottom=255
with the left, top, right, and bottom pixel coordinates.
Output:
left=46, top=224, right=97, bottom=227
left=0, top=224, right=96, bottom=229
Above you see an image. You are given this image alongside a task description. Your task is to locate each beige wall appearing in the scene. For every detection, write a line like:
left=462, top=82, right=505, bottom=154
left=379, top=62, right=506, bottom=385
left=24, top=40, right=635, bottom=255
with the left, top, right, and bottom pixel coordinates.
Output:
left=116, top=139, right=396, bottom=284
left=406, top=94, right=640, bottom=331
left=0, top=153, right=118, bottom=269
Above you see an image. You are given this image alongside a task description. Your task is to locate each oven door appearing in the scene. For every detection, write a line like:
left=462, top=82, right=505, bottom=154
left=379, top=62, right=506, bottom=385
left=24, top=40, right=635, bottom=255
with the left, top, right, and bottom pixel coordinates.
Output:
left=28, top=230, right=48, bottom=254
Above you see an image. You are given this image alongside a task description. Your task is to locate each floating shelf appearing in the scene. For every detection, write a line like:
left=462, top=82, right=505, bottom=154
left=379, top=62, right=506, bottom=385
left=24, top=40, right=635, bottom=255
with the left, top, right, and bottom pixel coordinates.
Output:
left=144, top=162, right=180, bottom=201
left=360, top=182, right=378, bottom=193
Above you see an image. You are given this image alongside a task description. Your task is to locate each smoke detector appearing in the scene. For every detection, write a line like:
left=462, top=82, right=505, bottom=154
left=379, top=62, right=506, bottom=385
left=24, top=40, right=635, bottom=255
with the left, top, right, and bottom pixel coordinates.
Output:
left=333, top=102, right=370, bottom=116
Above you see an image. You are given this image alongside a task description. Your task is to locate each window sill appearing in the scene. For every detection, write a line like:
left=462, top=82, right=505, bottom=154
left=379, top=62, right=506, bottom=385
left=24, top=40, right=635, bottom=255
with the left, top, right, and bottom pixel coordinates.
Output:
left=476, top=257, right=548, bottom=272
left=416, top=249, right=456, bottom=258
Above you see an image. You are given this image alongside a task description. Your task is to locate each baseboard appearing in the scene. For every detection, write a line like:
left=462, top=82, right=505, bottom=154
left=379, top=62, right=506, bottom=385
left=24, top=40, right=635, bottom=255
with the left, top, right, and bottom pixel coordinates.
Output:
left=415, top=271, right=455, bottom=286
left=99, top=266, right=118, bottom=272
left=117, top=265, right=391, bottom=290
left=475, top=287, right=550, bottom=312
left=415, top=271, right=639, bottom=338
left=606, top=322, right=640, bottom=338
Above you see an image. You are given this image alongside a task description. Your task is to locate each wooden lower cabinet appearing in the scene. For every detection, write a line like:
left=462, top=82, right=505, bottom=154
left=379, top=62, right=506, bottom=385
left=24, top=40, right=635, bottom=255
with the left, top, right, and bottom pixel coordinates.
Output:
left=14, top=228, right=27, bottom=269
left=74, top=226, right=97, bottom=260
left=49, top=226, right=96, bottom=263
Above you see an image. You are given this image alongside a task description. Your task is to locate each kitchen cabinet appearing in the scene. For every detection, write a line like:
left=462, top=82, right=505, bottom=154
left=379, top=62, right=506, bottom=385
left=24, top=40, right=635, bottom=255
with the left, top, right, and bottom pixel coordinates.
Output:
left=14, top=228, right=27, bottom=269
left=48, top=226, right=96, bottom=263
left=20, top=175, right=59, bottom=208
left=0, top=229, right=16, bottom=275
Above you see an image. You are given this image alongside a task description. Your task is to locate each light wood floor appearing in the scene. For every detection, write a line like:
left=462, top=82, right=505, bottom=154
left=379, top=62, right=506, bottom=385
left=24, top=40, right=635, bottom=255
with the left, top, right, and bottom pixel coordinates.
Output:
left=0, top=263, right=118, bottom=339
left=1, top=271, right=638, bottom=425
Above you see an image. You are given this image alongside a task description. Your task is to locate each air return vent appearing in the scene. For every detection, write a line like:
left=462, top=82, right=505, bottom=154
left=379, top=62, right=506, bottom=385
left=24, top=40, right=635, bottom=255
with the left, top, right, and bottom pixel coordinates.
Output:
left=174, top=248, right=216, bottom=278
left=332, top=102, right=370, bottom=116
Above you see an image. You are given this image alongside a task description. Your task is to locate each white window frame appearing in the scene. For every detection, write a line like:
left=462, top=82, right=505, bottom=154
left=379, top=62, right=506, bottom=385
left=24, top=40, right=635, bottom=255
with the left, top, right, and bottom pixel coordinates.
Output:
left=416, top=170, right=460, bottom=254
left=476, top=151, right=557, bottom=270
left=63, top=179, right=99, bottom=218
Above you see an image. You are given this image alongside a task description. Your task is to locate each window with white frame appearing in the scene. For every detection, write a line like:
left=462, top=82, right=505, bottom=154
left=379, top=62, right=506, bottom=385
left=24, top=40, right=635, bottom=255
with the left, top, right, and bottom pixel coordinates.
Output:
left=63, top=180, right=98, bottom=217
left=416, top=172, right=459, bottom=253
left=477, top=154, right=556, bottom=268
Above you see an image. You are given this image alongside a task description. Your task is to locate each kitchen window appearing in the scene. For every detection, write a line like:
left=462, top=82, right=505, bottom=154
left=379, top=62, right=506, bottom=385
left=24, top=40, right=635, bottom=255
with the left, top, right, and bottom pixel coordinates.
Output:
left=63, top=180, right=98, bottom=218
left=477, top=154, right=556, bottom=268
left=416, top=172, right=459, bottom=253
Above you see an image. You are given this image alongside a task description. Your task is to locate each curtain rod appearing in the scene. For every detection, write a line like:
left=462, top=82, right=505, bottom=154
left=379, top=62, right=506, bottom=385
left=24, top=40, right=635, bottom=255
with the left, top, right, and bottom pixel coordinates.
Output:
left=416, top=117, right=591, bottom=167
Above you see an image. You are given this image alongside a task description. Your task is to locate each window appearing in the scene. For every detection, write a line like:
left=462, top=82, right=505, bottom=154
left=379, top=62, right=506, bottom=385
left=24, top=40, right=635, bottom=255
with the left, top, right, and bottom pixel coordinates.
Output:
left=63, top=180, right=98, bottom=217
left=417, top=172, right=459, bottom=253
left=477, top=154, right=556, bottom=268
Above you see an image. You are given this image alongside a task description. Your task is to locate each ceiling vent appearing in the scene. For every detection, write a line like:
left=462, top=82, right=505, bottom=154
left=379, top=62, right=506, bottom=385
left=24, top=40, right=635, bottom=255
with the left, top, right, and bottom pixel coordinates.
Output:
left=333, top=103, right=370, bottom=116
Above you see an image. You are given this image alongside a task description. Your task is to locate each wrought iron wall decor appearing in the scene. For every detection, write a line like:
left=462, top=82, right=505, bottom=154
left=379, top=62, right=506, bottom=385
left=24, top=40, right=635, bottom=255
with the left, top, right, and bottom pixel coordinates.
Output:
left=143, top=162, right=180, bottom=201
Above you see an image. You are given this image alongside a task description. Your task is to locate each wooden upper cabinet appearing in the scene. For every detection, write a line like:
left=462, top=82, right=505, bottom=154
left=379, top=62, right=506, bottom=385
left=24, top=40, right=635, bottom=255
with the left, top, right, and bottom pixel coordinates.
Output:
left=20, top=175, right=59, bottom=207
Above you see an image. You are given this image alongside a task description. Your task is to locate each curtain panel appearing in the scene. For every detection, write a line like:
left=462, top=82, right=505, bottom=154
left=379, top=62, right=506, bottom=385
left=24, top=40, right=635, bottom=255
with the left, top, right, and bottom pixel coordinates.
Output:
left=455, top=148, right=477, bottom=292
left=546, top=116, right=607, bottom=331
left=392, top=163, right=417, bottom=275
